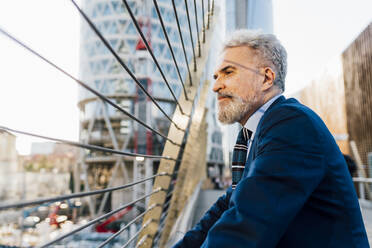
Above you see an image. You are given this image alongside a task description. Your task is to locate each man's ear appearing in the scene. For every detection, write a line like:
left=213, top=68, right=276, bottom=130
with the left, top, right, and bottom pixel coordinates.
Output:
left=261, top=67, right=275, bottom=91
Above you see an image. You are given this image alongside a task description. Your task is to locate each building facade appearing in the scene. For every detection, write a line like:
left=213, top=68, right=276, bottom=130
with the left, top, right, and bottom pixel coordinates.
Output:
left=0, top=130, right=18, bottom=201
left=78, top=0, right=225, bottom=213
left=226, top=0, right=273, bottom=33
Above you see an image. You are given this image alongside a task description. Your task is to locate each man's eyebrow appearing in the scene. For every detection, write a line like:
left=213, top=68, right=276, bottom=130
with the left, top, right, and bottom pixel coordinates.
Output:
left=213, top=65, right=236, bottom=79
left=219, top=65, right=236, bottom=72
left=223, top=59, right=262, bottom=75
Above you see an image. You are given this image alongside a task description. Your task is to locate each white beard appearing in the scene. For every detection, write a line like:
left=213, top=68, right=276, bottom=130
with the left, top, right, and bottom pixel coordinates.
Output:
left=217, top=96, right=253, bottom=124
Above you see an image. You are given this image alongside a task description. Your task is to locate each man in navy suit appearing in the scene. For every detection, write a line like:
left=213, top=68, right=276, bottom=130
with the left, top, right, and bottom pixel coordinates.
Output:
left=174, top=30, right=369, bottom=247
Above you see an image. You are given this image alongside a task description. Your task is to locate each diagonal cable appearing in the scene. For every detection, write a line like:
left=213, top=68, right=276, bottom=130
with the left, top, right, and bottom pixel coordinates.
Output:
left=120, top=218, right=152, bottom=248
left=121, top=0, right=188, bottom=116
left=162, top=199, right=171, bottom=211
left=207, top=0, right=211, bottom=29
left=0, top=27, right=181, bottom=146
left=135, top=234, right=150, bottom=248
left=152, top=0, right=189, bottom=101
left=193, top=0, right=201, bottom=57
left=171, top=0, right=193, bottom=86
left=0, top=126, right=177, bottom=161
left=0, top=172, right=169, bottom=210
left=165, top=188, right=175, bottom=199
left=40, top=188, right=162, bottom=248
left=202, top=0, right=206, bottom=43
left=184, top=0, right=197, bottom=72
left=97, top=204, right=157, bottom=248
left=70, top=0, right=186, bottom=131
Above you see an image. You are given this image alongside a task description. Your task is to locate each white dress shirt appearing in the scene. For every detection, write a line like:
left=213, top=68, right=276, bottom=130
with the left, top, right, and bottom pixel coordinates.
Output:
left=243, top=94, right=282, bottom=155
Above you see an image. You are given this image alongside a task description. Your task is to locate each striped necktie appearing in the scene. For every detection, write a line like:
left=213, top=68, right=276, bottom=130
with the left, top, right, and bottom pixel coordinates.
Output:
left=231, top=127, right=252, bottom=190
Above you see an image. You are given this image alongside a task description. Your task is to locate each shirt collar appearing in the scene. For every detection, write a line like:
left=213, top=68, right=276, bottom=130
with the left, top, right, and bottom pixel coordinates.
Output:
left=243, top=94, right=282, bottom=136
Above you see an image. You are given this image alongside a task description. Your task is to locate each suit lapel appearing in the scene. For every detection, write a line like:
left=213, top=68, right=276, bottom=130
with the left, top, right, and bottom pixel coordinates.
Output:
left=243, top=96, right=286, bottom=177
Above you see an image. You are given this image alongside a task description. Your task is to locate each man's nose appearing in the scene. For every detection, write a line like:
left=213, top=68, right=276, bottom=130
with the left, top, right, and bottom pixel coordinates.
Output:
left=212, top=78, right=225, bottom=93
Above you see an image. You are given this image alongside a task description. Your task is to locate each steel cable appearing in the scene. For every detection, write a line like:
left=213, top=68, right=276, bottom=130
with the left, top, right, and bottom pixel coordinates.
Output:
left=0, top=27, right=181, bottom=146
left=40, top=188, right=162, bottom=248
left=151, top=200, right=172, bottom=247
left=0, top=172, right=169, bottom=210
left=160, top=205, right=170, bottom=220
left=184, top=0, right=197, bottom=72
left=135, top=234, right=150, bottom=248
left=202, top=0, right=206, bottom=43
left=97, top=204, right=158, bottom=248
left=193, top=0, right=201, bottom=57
left=166, top=188, right=175, bottom=199
left=120, top=218, right=152, bottom=248
left=121, top=0, right=188, bottom=116
left=171, top=0, right=193, bottom=86
left=207, top=0, right=211, bottom=29
left=162, top=199, right=171, bottom=211
left=70, top=0, right=186, bottom=132
left=152, top=0, right=189, bottom=102
left=0, top=126, right=177, bottom=161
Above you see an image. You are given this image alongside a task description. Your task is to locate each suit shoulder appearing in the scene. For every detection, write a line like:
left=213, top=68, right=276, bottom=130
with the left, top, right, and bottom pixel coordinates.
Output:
left=264, top=97, right=323, bottom=125
left=259, top=98, right=328, bottom=142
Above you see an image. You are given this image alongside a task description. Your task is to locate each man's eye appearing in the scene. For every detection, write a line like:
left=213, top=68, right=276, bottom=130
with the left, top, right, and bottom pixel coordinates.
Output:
left=225, top=71, right=233, bottom=75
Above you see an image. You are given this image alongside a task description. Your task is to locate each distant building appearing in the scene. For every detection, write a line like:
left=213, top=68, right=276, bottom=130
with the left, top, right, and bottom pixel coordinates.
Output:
left=0, top=133, right=71, bottom=203
left=0, top=130, right=17, bottom=170
left=78, top=0, right=225, bottom=212
left=0, top=138, right=75, bottom=204
left=297, top=23, right=372, bottom=167
left=30, top=142, right=55, bottom=155
left=225, top=0, right=273, bottom=32
left=21, top=143, right=79, bottom=173
left=0, top=130, right=18, bottom=201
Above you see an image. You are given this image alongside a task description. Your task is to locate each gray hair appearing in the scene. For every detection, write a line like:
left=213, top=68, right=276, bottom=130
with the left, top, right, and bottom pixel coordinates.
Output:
left=223, top=29, right=287, bottom=91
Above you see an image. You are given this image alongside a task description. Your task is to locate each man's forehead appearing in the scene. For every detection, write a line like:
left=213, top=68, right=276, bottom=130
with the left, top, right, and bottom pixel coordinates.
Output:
left=215, top=46, right=256, bottom=71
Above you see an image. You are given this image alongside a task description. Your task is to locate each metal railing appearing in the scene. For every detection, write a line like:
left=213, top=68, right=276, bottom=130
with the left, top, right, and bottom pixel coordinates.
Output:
left=0, top=0, right=217, bottom=247
left=349, top=141, right=372, bottom=201
left=353, top=176, right=372, bottom=201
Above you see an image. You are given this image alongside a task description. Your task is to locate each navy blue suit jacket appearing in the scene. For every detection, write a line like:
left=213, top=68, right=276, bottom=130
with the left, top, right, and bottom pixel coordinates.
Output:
left=174, top=96, right=369, bottom=248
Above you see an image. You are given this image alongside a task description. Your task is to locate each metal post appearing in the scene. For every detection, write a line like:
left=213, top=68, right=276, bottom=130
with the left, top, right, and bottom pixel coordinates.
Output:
left=159, top=81, right=210, bottom=247
left=350, top=140, right=371, bottom=199
left=145, top=159, right=153, bottom=207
